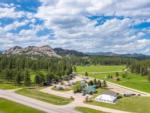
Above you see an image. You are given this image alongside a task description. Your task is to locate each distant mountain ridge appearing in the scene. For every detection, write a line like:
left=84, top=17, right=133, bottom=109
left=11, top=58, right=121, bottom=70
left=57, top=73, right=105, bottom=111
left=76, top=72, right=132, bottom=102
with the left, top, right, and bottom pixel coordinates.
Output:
left=86, top=52, right=118, bottom=56
left=86, top=52, right=149, bottom=58
left=54, top=48, right=85, bottom=56
left=3, top=45, right=150, bottom=58
left=4, top=45, right=61, bottom=58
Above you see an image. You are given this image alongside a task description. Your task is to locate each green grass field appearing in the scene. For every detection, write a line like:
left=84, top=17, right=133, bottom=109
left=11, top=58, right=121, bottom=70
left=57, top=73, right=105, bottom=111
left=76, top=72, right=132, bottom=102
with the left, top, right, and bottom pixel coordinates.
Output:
left=0, top=98, right=45, bottom=113
left=88, top=96, right=150, bottom=113
left=75, top=107, right=106, bottom=113
left=0, top=83, right=20, bottom=89
left=112, top=73, right=150, bottom=93
left=77, top=65, right=150, bottom=93
left=16, top=88, right=71, bottom=105
left=88, top=72, right=150, bottom=93
left=77, top=65, right=125, bottom=73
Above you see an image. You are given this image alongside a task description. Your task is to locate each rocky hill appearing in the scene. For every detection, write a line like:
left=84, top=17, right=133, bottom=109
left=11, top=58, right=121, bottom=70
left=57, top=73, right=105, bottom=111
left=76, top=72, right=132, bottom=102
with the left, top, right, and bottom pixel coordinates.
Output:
left=4, top=45, right=61, bottom=58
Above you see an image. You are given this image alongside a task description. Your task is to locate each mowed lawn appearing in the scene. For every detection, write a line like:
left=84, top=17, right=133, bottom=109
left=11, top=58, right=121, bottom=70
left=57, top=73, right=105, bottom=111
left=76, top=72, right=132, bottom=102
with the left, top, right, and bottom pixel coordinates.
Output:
left=89, top=96, right=150, bottom=113
left=75, top=107, right=106, bottom=113
left=16, top=88, right=71, bottom=105
left=0, top=98, right=45, bottom=113
left=77, top=65, right=125, bottom=73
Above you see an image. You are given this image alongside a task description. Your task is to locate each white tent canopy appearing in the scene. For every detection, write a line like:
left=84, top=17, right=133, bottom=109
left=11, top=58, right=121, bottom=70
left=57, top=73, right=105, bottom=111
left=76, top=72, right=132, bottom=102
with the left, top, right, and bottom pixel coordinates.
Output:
left=95, top=94, right=117, bottom=104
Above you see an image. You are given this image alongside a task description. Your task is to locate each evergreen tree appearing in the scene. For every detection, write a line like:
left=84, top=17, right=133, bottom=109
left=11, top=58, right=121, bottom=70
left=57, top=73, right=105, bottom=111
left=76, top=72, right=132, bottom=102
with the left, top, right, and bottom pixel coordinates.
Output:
left=148, top=71, right=150, bottom=81
left=97, top=80, right=101, bottom=88
left=103, top=80, right=107, bottom=87
left=5, top=69, right=13, bottom=81
left=34, top=75, right=42, bottom=84
left=85, top=72, right=88, bottom=76
left=15, top=71, right=22, bottom=85
left=24, top=70, right=31, bottom=86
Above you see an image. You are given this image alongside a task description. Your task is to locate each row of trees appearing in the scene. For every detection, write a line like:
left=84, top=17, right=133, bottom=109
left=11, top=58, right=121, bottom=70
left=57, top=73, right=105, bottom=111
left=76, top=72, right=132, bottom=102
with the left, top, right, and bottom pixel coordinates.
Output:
left=69, top=56, right=136, bottom=66
left=129, top=60, right=150, bottom=81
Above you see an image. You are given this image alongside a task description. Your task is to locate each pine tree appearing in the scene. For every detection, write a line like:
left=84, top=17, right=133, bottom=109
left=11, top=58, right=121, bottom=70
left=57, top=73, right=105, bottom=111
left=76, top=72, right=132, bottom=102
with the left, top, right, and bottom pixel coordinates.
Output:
left=24, top=70, right=31, bottom=86
left=103, top=80, right=107, bottom=87
left=15, top=71, right=22, bottom=85
left=85, top=72, right=88, bottom=76
left=34, top=75, right=41, bottom=84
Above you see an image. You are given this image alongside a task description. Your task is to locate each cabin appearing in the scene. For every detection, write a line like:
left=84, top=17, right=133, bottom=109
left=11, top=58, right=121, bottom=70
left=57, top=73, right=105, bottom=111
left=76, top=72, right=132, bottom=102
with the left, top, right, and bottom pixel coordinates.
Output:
left=83, top=85, right=96, bottom=95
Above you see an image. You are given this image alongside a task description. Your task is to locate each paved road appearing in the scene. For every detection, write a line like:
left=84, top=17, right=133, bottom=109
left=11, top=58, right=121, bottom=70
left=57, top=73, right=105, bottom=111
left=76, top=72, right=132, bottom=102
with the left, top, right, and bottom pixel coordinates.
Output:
left=0, top=90, right=79, bottom=113
left=0, top=89, right=131, bottom=113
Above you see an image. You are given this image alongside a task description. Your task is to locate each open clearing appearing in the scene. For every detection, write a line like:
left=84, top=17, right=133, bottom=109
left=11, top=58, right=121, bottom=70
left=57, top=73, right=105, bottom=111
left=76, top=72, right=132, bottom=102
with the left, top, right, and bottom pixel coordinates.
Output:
left=77, top=65, right=125, bottom=73
left=77, top=65, right=150, bottom=93
left=0, top=98, right=44, bottom=113
left=112, top=73, right=150, bottom=93
left=16, top=88, right=72, bottom=105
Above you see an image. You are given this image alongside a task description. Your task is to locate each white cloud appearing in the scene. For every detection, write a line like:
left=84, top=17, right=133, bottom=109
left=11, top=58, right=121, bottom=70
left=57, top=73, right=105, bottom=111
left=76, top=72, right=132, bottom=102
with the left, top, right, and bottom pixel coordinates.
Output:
left=0, top=0, right=150, bottom=54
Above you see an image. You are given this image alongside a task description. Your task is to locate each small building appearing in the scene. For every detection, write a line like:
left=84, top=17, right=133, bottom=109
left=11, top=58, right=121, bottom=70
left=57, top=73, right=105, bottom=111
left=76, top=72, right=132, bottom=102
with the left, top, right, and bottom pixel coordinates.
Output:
left=83, top=85, right=96, bottom=95
left=54, top=85, right=66, bottom=90
left=95, top=91, right=117, bottom=104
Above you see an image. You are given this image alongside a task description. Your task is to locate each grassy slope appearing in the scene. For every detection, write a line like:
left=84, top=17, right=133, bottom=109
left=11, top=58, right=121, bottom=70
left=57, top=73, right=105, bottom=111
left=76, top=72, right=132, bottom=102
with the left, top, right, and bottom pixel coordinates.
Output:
left=16, top=88, right=71, bottom=105
left=89, top=96, right=150, bottom=113
left=75, top=107, right=106, bottom=113
left=0, top=98, right=45, bottom=113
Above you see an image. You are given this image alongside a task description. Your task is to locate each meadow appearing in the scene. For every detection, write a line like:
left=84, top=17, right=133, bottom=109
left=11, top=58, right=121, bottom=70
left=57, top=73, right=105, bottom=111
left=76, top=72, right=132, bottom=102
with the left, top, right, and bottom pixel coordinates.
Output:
left=76, top=65, right=125, bottom=73
left=0, top=98, right=45, bottom=113
left=77, top=65, right=150, bottom=93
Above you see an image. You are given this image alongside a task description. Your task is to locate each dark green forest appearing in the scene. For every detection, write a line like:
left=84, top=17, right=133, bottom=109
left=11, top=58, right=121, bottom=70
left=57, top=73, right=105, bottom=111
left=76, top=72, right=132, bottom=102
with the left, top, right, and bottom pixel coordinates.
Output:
left=0, top=54, right=150, bottom=86
left=0, top=55, right=73, bottom=86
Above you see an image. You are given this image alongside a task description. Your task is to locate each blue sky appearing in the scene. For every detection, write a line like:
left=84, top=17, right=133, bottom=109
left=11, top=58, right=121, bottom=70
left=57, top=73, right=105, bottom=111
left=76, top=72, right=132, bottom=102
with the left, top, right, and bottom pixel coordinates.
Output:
left=0, top=0, right=150, bottom=54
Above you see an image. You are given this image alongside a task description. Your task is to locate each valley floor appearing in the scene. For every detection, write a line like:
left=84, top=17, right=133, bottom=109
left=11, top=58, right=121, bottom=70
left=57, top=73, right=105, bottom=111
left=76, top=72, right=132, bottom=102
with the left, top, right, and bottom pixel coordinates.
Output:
left=1, top=65, right=150, bottom=113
